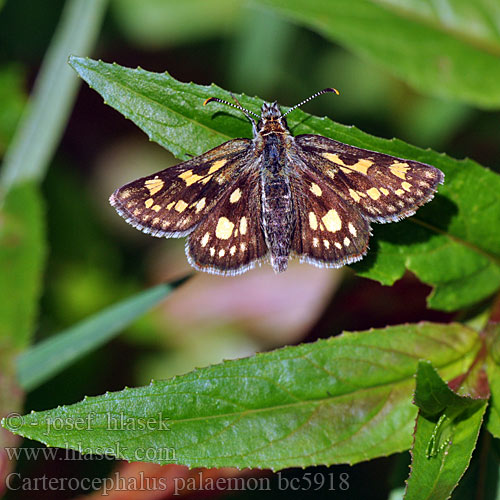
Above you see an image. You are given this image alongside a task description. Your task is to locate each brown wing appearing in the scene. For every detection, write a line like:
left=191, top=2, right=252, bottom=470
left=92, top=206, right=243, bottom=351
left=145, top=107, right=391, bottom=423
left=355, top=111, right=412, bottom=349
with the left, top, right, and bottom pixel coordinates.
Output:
left=109, top=138, right=252, bottom=237
left=186, top=163, right=267, bottom=275
left=295, top=134, right=444, bottom=223
left=290, top=163, right=371, bottom=268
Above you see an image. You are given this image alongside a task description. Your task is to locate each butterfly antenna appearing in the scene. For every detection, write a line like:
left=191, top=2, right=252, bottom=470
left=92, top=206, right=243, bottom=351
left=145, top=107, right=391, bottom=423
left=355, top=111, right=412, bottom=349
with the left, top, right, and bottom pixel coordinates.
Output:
left=203, top=96, right=260, bottom=119
left=282, top=88, right=340, bottom=117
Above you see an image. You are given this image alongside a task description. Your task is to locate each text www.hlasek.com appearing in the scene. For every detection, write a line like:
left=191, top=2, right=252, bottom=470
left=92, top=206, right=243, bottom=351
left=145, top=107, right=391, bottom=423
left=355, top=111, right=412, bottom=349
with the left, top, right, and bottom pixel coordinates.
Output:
left=4, top=443, right=176, bottom=463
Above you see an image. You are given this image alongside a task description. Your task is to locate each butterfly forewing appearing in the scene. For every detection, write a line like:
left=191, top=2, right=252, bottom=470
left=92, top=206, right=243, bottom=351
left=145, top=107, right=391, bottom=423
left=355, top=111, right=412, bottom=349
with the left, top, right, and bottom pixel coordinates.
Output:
left=291, top=167, right=371, bottom=267
left=295, top=135, right=444, bottom=223
left=109, top=139, right=251, bottom=237
left=186, top=165, right=267, bottom=275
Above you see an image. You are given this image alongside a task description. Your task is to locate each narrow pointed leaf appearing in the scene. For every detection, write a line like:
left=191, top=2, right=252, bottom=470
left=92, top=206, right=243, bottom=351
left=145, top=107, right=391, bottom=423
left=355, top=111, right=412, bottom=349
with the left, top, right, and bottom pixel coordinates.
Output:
left=68, top=57, right=500, bottom=311
left=405, top=361, right=488, bottom=500
left=3, top=323, right=480, bottom=470
left=17, top=276, right=190, bottom=391
left=258, top=0, right=500, bottom=109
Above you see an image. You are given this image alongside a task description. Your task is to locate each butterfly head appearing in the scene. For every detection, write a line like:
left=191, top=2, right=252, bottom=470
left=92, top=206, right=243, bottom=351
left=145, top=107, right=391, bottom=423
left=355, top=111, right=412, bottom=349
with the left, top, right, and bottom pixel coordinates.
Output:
left=258, top=101, right=288, bottom=134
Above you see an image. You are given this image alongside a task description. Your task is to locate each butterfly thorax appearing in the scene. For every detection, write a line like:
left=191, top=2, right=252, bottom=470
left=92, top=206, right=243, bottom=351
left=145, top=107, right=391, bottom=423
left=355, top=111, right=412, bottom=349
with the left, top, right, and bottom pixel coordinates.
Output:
left=255, top=102, right=296, bottom=273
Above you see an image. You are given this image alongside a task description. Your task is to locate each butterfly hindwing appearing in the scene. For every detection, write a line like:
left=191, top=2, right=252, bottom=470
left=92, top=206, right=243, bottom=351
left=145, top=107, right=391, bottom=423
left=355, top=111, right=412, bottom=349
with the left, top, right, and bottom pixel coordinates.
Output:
left=109, top=139, right=252, bottom=237
left=186, top=164, right=267, bottom=275
left=295, top=135, right=444, bottom=223
left=291, top=166, right=371, bottom=267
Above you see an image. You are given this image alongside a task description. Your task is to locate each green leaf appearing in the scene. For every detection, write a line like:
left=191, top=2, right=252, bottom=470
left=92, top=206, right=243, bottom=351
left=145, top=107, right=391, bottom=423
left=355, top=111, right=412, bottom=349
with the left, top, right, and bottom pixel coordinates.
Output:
left=0, top=183, right=46, bottom=349
left=485, top=323, right=500, bottom=438
left=17, top=276, right=190, bottom=392
left=405, top=361, right=488, bottom=499
left=68, top=57, right=500, bottom=311
left=3, top=323, right=481, bottom=469
left=258, top=0, right=500, bottom=109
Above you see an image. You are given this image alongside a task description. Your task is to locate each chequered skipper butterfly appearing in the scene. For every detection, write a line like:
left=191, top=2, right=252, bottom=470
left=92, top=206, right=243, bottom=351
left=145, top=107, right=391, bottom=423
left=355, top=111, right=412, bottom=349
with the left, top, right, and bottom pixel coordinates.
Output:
left=110, top=88, right=444, bottom=275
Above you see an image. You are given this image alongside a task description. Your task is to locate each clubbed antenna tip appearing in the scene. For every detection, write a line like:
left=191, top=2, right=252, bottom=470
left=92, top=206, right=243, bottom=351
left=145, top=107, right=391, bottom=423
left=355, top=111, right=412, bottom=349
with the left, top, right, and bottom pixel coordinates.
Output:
left=203, top=97, right=216, bottom=106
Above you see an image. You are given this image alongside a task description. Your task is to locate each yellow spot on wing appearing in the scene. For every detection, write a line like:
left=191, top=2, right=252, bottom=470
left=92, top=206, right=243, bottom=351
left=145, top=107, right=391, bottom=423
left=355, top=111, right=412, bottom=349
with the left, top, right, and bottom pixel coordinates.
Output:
left=230, top=245, right=236, bottom=256
left=344, top=237, right=350, bottom=246
left=210, top=247, right=215, bottom=256
left=167, top=201, right=175, bottom=210
left=216, top=217, right=234, bottom=239
left=178, top=170, right=204, bottom=186
left=366, top=187, right=381, bottom=200
left=219, top=249, right=225, bottom=257
left=230, top=188, right=242, bottom=203
left=145, top=178, right=164, bottom=195
left=349, top=189, right=361, bottom=202
left=395, top=189, right=405, bottom=196
left=201, top=232, right=210, bottom=247
left=390, top=162, right=410, bottom=180
left=195, top=197, right=206, bottom=213
left=208, top=159, right=227, bottom=175
left=349, top=158, right=373, bottom=175
left=239, top=217, right=248, bottom=235
left=335, top=242, right=342, bottom=249
left=380, top=187, right=389, bottom=196
left=310, top=183, right=322, bottom=196
left=348, top=222, right=357, bottom=237
left=323, top=153, right=373, bottom=174
left=145, top=198, right=154, bottom=208
left=313, top=237, right=319, bottom=247
left=174, top=200, right=188, bottom=212
left=308, top=212, right=318, bottom=230
left=322, top=209, right=342, bottom=232
left=402, top=181, right=412, bottom=192
left=152, top=205, right=161, bottom=212
left=201, top=175, right=212, bottom=185
left=323, top=239, right=330, bottom=249
left=323, top=153, right=347, bottom=166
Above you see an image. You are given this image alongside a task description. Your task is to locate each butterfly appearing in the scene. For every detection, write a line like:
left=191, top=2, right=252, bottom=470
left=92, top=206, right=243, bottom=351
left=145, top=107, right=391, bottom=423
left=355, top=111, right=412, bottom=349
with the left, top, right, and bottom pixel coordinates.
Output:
left=110, top=88, right=444, bottom=275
